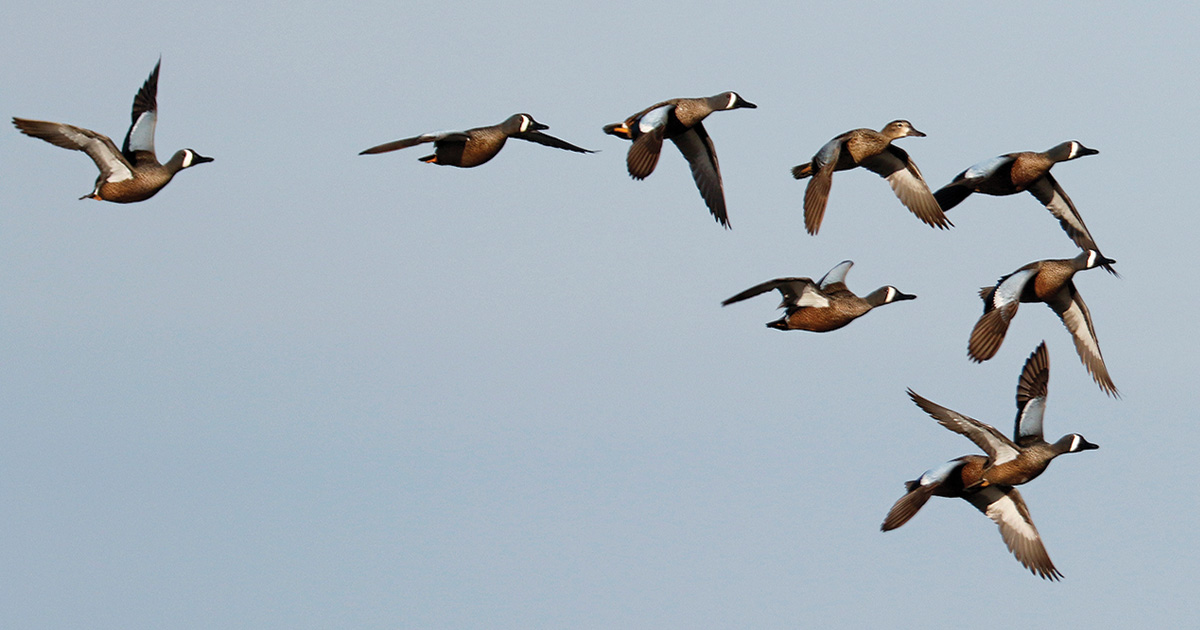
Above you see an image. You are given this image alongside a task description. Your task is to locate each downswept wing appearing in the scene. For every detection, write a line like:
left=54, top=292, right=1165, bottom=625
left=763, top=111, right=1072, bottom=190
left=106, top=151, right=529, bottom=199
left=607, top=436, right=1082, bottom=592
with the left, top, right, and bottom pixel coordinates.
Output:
left=861, top=145, right=951, bottom=229
left=671, top=122, right=728, bottom=227
left=514, top=129, right=594, bottom=154
left=802, top=138, right=840, bottom=234
left=1027, top=174, right=1116, bottom=275
left=1052, top=290, right=1119, bottom=397
left=965, top=485, right=1062, bottom=580
left=625, top=104, right=671, bottom=179
left=969, top=267, right=1038, bottom=362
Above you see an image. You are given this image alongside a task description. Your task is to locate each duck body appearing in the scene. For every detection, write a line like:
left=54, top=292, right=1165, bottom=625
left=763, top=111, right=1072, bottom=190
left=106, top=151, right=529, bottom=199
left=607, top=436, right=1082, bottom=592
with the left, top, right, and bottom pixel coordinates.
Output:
left=883, top=343, right=1099, bottom=580
left=721, top=260, right=915, bottom=332
left=970, top=250, right=1118, bottom=396
left=359, top=113, right=593, bottom=168
left=12, top=60, right=212, bottom=203
left=604, top=91, right=756, bottom=228
left=791, top=120, right=949, bottom=234
left=934, top=141, right=1113, bottom=273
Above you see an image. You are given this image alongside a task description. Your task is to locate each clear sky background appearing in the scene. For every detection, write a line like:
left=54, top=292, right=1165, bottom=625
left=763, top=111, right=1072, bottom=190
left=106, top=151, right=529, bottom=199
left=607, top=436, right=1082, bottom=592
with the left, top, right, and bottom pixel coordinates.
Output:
left=2, top=2, right=1196, bottom=628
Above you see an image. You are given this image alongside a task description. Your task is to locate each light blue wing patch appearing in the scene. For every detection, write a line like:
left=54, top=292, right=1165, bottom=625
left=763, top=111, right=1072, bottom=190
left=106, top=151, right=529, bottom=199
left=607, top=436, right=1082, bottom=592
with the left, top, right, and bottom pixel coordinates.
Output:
left=814, top=137, right=841, bottom=168
left=1016, top=397, right=1046, bottom=440
left=994, top=268, right=1038, bottom=310
left=964, top=155, right=1010, bottom=181
left=638, top=105, right=672, bottom=134
left=793, top=284, right=830, bottom=308
left=919, top=460, right=960, bottom=486
left=818, top=260, right=854, bottom=290
left=126, top=110, right=157, bottom=154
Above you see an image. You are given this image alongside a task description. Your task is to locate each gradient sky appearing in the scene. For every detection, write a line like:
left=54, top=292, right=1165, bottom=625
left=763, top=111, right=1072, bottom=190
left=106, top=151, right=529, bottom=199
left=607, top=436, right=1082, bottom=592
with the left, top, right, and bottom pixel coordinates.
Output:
left=3, top=2, right=1197, bottom=628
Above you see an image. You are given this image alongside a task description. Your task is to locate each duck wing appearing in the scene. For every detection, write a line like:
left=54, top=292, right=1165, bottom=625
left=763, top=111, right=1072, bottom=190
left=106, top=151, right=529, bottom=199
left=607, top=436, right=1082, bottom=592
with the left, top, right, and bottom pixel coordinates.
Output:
left=816, top=259, right=854, bottom=294
left=721, top=277, right=826, bottom=310
left=802, top=137, right=842, bottom=235
left=13, top=117, right=134, bottom=183
left=907, top=389, right=1020, bottom=465
left=121, top=60, right=159, bottom=163
left=969, top=267, right=1037, bottom=362
left=861, top=145, right=952, bottom=230
left=515, top=129, right=595, bottom=154
left=1027, top=174, right=1117, bottom=275
left=359, top=131, right=469, bottom=155
left=1013, top=342, right=1051, bottom=445
left=670, top=122, right=729, bottom=227
left=1050, top=287, right=1119, bottom=397
left=965, top=486, right=1062, bottom=580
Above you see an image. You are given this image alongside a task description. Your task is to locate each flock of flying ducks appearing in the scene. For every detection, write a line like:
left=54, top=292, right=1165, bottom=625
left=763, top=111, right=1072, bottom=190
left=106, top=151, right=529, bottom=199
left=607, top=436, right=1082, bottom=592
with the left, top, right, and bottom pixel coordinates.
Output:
left=13, top=61, right=1119, bottom=579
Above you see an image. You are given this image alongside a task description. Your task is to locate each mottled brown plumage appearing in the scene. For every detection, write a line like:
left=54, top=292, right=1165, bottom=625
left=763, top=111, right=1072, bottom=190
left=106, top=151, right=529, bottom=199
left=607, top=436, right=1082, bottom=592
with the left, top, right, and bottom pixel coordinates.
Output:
left=792, top=120, right=950, bottom=234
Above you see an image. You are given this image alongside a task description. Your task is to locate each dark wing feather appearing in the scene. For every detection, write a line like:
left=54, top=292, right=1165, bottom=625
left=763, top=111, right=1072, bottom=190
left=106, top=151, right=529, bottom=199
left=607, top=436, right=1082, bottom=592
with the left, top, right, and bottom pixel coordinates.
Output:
left=515, top=130, right=595, bottom=154
left=670, top=123, right=729, bottom=227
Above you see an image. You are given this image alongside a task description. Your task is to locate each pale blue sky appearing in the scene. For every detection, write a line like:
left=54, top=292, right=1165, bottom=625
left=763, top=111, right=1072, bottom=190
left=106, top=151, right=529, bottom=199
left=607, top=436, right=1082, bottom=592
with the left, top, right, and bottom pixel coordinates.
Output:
left=2, top=2, right=1197, bottom=628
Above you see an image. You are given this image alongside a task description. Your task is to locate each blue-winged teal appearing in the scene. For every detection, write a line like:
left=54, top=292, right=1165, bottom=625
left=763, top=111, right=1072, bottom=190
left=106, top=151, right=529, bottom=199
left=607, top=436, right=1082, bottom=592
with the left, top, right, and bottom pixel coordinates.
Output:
left=934, top=141, right=1115, bottom=275
left=721, top=260, right=915, bottom=332
left=791, top=120, right=950, bottom=234
left=360, top=113, right=594, bottom=167
left=12, top=60, right=212, bottom=203
left=882, top=342, right=1099, bottom=580
left=970, top=250, right=1117, bottom=397
left=603, top=91, right=756, bottom=228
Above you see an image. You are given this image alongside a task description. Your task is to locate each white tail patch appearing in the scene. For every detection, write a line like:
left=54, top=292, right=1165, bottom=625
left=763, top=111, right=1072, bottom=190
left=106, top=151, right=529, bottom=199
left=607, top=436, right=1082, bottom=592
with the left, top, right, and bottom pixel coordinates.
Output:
left=1086, top=250, right=1099, bottom=268
left=1070, top=434, right=1082, bottom=451
left=181, top=149, right=195, bottom=168
left=726, top=92, right=738, bottom=109
left=885, top=286, right=897, bottom=302
left=519, top=115, right=532, bottom=133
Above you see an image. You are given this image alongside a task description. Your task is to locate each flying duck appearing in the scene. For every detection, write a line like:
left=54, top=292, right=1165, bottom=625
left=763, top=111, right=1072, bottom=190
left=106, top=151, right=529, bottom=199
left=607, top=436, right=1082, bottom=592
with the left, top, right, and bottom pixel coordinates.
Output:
left=882, top=342, right=1099, bottom=580
left=791, top=120, right=950, bottom=234
left=721, top=260, right=915, bottom=332
left=603, top=91, right=757, bottom=228
left=970, top=250, right=1118, bottom=397
left=359, top=113, right=594, bottom=167
left=12, top=60, right=212, bottom=203
left=933, top=141, right=1115, bottom=275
